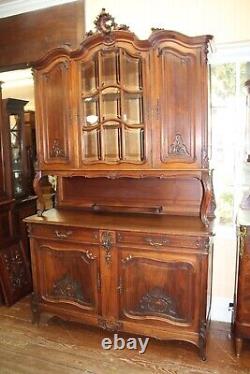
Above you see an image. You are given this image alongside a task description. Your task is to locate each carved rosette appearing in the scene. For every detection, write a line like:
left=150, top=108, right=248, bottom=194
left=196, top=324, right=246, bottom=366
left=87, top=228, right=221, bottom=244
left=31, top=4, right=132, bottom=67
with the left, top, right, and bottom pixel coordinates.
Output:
left=169, top=133, right=189, bottom=156
left=138, top=287, right=179, bottom=318
left=51, top=274, right=86, bottom=303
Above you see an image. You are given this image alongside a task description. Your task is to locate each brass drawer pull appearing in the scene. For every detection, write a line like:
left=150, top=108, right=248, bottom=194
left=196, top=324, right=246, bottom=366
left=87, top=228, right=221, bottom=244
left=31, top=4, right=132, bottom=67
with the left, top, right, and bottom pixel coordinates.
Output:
left=145, top=238, right=169, bottom=247
left=54, top=230, right=73, bottom=239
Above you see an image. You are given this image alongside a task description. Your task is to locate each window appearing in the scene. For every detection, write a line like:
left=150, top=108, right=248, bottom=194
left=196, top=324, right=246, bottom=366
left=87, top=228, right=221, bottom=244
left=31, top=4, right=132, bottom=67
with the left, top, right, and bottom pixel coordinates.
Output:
left=210, top=50, right=250, bottom=225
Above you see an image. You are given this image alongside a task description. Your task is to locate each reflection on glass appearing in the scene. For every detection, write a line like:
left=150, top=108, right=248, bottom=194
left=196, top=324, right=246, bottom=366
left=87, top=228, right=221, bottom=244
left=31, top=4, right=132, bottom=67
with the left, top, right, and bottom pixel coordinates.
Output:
left=103, top=126, right=120, bottom=161
left=101, top=50, right=119, bottom=86
left=82, top=59, right=98, bottom=94
left=82, top=130, right=100, bottom=160
left=122, top=51, right=141, bottom=90
left=81, top=48, right=145, bottom=163
left=12, top=148, right=21, bottom=169
left=10, top=132, right=18, bottom=147
left=124, top=93, right=143, bottom=124
left=13, top=171, right=23, bottom=196
left=102, top=88, right=121, bottom=120
left=9, top=114, right=19, bottom=130
left=83, top=96, right=99, bottom=126
left=124, top=128, right=144, bottom=161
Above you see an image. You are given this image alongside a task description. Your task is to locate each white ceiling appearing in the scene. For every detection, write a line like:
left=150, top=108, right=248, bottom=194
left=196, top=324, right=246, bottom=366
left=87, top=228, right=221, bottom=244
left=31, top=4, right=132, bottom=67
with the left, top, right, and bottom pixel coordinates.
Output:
left=0, top=68, right=35, bottom=110
left=0, top=0, right=77, bottom=18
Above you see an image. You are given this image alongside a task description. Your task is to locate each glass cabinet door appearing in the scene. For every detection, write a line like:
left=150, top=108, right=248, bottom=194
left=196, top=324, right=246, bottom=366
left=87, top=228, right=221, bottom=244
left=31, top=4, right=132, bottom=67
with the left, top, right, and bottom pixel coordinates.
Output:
left=9, top=113, right=25, bottom=197
left=80, top=48, right=145, bottom=164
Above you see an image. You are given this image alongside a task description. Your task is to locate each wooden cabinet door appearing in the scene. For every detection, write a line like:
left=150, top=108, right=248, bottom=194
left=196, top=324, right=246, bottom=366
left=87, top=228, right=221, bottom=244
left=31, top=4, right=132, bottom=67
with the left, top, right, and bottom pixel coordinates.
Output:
left=32, top=240, right=100, bottom=314
left=236, top=256, right=250, bottom=324
left=35, top=58, right=75, bottom=170
left=0, top=240, right=32, bottom=306
left=77, top=46, right=151, bottom=170
left=152, top=43, right=207, bottom=169
left=118, top=248, right=203, bottom=331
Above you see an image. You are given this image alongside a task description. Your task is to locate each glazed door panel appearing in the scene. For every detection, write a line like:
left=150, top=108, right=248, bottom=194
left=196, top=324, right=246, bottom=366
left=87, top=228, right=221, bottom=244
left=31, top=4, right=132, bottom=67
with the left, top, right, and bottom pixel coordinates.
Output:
left=118, top=248, right=201, bottom=328
left=153, top=45, right=205, bottom=169
left=77, top=46, right=151, bottom=169
left=34, top=240, right=100, bottom=313
left=35, top=58, right=75, bottom=170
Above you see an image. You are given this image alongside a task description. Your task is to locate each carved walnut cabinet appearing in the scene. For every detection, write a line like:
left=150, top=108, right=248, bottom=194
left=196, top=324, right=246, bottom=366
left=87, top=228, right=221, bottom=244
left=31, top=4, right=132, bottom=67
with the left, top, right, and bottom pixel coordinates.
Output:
left=25, top=9, right=215, bottom=360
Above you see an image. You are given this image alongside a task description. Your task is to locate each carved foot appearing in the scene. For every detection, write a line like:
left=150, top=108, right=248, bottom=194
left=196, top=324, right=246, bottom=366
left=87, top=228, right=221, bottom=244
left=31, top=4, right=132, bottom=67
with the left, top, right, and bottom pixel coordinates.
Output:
left=199, top=321, right=207, bottom=361
left=31, top=293, right=40, bottom=325
left=199, top=338, right=206, bottom=361
left=235, top=337, right=243, bottom=358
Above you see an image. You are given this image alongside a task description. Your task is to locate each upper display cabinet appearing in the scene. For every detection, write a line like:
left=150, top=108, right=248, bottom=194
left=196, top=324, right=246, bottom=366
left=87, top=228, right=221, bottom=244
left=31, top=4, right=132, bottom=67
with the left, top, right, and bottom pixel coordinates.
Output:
left=80, top=47, right=145, bottom=164
left=33, top=8, right=212, bottom=175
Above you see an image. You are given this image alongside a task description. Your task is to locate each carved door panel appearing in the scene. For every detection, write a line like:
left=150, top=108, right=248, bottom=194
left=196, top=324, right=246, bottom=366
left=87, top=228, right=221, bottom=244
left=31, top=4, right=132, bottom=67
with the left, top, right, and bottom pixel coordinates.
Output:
left=236, top=256, right=250, bottom=323
left=153, top=44, right=206, bottom=169
left=35, top=57, right=75, bottom=170
left=77, top=45, right=151, bottom=170
left=118, top=248, right=201, bottom=329
left=0, top=240, right=32, bottom=306
left=34, top=240, right=100, bottom=313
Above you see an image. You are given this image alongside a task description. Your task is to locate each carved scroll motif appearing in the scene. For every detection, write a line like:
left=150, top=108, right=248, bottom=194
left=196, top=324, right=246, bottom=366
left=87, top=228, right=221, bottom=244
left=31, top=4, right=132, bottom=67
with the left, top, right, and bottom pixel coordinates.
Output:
left=3, top=250, right=29, bottom=290
left=169, top=133, right=189, bottom=156
left=98, top=317, right=122, bottom=331
left=86, top=8, right=129, bottom=37
left=101, top=231, right=113, bottom=265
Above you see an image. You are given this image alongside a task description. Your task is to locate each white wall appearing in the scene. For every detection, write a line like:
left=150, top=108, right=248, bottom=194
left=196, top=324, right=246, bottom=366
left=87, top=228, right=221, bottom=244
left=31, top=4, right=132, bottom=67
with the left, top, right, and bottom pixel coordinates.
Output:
left=85, top=0, right=250, bottom=44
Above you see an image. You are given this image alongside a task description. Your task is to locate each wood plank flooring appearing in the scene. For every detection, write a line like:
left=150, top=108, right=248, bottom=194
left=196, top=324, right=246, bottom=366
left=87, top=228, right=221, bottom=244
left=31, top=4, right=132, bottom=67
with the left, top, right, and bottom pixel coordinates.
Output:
left=0, top=296, right=250, bottom=373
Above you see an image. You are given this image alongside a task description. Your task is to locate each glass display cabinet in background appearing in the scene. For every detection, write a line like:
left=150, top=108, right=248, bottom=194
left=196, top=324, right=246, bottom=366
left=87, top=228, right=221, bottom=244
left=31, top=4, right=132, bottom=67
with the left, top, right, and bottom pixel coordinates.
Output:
left=3, top=98, right=29, bottom=198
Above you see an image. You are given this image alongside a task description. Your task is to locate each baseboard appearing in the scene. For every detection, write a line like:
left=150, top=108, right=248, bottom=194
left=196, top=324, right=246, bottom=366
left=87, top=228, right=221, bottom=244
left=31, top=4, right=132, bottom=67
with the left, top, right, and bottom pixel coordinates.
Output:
left=211, top=296, right=232, bottom=322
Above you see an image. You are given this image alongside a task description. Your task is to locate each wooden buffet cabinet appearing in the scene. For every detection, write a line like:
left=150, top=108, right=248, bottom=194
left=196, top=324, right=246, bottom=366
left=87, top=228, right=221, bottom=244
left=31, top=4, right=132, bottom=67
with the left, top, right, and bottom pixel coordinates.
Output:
left=234, top=209, right=250, bottom=357
left=24, top=9, right=215, bottom=360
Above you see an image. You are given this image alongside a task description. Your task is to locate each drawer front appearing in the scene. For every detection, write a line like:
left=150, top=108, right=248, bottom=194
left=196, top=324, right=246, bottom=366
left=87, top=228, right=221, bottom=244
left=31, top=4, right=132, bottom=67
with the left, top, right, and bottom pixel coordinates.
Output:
left=30, top=224, right=99, bottom=244
left=116, top=231, right=207, bottom=250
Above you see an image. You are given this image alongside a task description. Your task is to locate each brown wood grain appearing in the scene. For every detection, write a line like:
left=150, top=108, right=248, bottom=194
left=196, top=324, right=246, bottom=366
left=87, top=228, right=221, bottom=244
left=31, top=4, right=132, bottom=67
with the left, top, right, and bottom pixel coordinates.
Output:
left=0, top=0, right=85, bottom=71
left=1, top=298, right=249, bottom=374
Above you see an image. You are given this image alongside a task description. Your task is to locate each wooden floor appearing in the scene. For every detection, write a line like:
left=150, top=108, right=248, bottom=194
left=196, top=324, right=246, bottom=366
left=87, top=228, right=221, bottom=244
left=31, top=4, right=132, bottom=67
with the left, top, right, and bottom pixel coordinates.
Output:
left=0, top=296, right=250, bottom=373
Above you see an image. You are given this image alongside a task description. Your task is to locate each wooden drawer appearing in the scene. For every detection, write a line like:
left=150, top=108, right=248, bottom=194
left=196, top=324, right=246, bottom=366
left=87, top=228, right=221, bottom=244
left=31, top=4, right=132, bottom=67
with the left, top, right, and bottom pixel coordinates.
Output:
left=116, top=231, right=207, bottom=250
left=29, top=224, right=99, bottom=244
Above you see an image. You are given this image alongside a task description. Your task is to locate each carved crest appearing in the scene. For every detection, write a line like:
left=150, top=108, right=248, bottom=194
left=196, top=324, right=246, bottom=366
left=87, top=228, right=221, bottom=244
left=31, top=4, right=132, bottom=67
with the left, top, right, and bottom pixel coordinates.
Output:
left=86, top=8, right=129, bottom=37
left=169, top=133, right=189, bottom=156
left=50, top=139, right=65, bottom=158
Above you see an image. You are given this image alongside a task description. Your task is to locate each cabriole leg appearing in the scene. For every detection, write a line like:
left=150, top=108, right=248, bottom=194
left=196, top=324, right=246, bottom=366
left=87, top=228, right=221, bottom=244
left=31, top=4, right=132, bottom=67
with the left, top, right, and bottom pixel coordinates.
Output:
left=235, top=337, right=243, bottom=358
